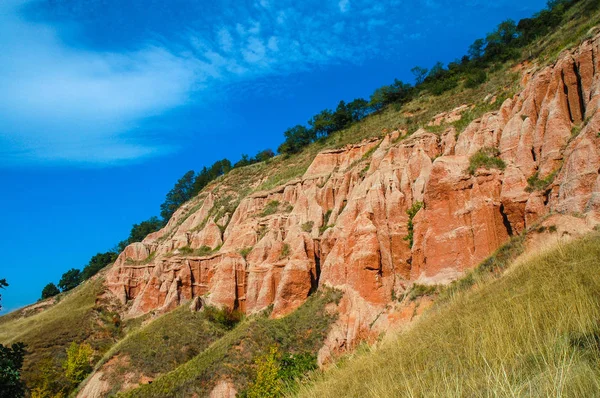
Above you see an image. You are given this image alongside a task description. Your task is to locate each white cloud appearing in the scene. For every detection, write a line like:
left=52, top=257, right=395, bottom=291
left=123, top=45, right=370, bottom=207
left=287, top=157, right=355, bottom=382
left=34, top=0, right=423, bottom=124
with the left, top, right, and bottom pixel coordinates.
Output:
left=1, top=0, right=498, bottom=166
left=0, top=2, right=201, bottom=166
left=217, top=28, right=234, bottom=53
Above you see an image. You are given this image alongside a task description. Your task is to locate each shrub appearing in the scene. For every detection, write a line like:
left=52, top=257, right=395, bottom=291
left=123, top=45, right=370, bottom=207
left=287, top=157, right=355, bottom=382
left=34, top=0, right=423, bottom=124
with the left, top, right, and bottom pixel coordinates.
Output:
left=203, top=306, right=243, bottom=330
left=301, top=221, right=314, bottom=233
left=408, top=284, right=439, bottom=301
left=239, top=247, right=253, bottom=259
left=526, top=170, right=558, bottom=192
left=258, top=225, right=269, bottom=240
left=63, top=342, right=93, bottom=386
left=464, top=70, right=487, bottom=88
left=279, top=352, right=318, bottom=381
left=404, top=201, right=424, bottom=247
left=246, top=346, right=283, bottom=398
left=468, top=147, right=506, bottom=174
left=280, top=244, right=291, bottom=259
left=261, top=201, right=280, bottom=217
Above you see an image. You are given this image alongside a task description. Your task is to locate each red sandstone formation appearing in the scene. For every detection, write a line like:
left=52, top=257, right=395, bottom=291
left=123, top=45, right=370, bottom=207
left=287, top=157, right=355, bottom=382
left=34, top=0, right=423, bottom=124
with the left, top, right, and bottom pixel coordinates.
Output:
left=106, top=33, right=600, bottom=357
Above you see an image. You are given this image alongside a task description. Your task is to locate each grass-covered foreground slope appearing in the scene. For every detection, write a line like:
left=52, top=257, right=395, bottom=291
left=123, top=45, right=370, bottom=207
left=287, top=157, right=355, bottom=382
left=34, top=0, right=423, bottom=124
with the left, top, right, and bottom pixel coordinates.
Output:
left=296, top=234, right=600, bottom=397
left=0, top=276, right=123, bottom=392
left=119, top=288, right=341, bottom=398
left=80, top=305, right=232, bottom=396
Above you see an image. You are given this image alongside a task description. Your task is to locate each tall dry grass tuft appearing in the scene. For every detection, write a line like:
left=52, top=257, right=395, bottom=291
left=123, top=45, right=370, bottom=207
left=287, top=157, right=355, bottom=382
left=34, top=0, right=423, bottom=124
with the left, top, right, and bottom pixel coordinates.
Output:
left=296, top=234, right=600, bottom=398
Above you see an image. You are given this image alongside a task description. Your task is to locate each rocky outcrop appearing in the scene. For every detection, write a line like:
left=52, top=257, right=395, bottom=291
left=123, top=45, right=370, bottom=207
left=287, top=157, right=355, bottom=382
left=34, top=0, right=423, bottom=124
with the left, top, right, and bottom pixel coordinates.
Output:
left=107, top=32, right=600, bottom=355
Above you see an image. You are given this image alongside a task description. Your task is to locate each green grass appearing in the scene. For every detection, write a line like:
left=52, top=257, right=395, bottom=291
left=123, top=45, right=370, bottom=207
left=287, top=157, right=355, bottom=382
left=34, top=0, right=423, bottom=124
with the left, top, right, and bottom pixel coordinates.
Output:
left=119, top=288, right=342, bottom=398
left=0, top=276, right=121, bottom=391
left=404, top=201, right=423, bottom=248
left=296, top=234, right=600, bottom=397
left=261, top=200, right=281, bottom=217
left=86, top=305, right=229, bottom=396
left=526, top=170, right=560, bottom=193
left=468, top=147, right=506, bottom=174
left=301, top=221, right=314, bottom=233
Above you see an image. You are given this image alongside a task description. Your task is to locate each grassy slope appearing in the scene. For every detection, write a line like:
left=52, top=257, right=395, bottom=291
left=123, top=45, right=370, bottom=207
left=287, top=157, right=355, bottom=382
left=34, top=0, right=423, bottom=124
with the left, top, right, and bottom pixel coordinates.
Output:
left=82, top=305, right=230, bottom=396
left=0, top=276, right=120, bottom=386
left=0, top=1, right=597, bottom=396
left=296, top=234, right=600, bottom=397
left=119, top=288, right=341, bottom=398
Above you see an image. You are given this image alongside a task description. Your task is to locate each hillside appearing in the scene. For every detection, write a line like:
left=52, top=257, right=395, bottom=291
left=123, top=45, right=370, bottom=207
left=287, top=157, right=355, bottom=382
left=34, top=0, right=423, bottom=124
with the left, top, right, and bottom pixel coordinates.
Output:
left=2, top=0, right=600, bottom=396
left=296, top=233, right=600, bottom=397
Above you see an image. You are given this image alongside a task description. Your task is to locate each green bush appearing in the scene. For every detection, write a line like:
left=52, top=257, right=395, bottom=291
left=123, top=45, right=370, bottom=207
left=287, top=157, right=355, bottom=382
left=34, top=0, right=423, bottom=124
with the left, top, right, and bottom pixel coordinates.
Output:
left=467, top=147, right=506, bottom=174
left=464, top=70, right=487, bottom=88
left=526, top=170, right=558, bottom=192
left=280, top=244, right=291, bottom=259
left=404, top=201, right=424, bottom=248
left=203, top=306, right=243, bottom=330
left=408, top=284, right=439, bottom=301
left=63, top=342, right=93, bottom=386
left=301, top=221, right=314, bottom=233
left=239, top=247, right=253, bottom=259
left=261, top=201, right=280, bottom=217
left=245, top=346, right=283, bottom=398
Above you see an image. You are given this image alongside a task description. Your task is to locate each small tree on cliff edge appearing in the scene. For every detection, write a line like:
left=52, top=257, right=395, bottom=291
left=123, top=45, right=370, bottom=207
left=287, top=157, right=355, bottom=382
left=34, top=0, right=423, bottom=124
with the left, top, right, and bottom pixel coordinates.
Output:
left=41, top=283, right=60, bottom=300
left=58, top=269, right=82, bottom=292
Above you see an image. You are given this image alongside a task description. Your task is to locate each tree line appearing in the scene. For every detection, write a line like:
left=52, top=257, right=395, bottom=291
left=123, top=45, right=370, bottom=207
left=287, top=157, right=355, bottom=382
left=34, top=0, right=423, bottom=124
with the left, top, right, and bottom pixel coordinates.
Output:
left=277, top=0, right=585, bottom=155
left=38, top=0, right=585, bottom=301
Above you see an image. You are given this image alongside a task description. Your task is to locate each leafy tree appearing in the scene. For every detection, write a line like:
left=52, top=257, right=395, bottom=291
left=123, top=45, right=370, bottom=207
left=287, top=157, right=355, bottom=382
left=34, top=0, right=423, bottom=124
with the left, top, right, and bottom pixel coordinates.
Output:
left=369, top=85, right=389, bottom=111
left=332, top=101, right=352, bottom=131
left=496, top=19, right=519, bottom=45
left=254, top=149, right=275, bottom=162
left=0, top=342, right=26, bottom=398
left=234, top=154, right=252, bottom=168
left=58, top=269, right=82, bottom=292
left=347, top=98, right=370, bottom=121
left=41, top=283, right=60, bottom=300
left=278, top=125, right=315, bottom=154
left=192, top=159, right=232, bottom=194
left=118, top=216, right=164, bottom=252
left=468, top=38, right=486, bottom=60
left=30, top=358, right=66, bottom=398
left=63, top=342, right=93, bottom=387
left=0, top=279, right=7, bottom=311
left=233, top=151, right=273, bottom=168
left=411, top=66, right=428, bottom=85
left=385, top=79, right=413, bottom=103
left=160, top=170, right=196, bottom=221
left=308, top=109, right=336, bottom=138
left=369, top=80, right=413, bottom=111
left=246, top=346, right=282, bottom=398
left=81, top=251, right=118, bottom=280
left=427, top=61, right=446, bottom=80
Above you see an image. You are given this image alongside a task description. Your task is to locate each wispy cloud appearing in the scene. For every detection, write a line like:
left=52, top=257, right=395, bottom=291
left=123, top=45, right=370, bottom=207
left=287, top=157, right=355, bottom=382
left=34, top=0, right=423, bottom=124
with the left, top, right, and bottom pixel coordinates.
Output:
left=0, top=0, right=539, bottom=166
left=0, top=1, right=198, bottom=165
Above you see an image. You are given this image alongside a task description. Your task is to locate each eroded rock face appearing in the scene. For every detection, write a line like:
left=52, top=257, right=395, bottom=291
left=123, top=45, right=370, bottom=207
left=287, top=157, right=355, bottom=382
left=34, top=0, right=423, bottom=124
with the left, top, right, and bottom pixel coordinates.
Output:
left=107, top=33, right=600, bottom=354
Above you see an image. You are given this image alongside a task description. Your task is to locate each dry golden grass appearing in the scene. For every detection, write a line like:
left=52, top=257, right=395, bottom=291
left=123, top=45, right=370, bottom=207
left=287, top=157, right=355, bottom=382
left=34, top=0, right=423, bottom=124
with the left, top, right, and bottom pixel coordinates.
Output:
left=295, top=234, right=600, bottom=398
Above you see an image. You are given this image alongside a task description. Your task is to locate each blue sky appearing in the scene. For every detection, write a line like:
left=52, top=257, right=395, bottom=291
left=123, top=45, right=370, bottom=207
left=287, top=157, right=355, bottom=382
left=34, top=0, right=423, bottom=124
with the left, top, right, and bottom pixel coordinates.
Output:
left=0, top=0, right=547, bottom=313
